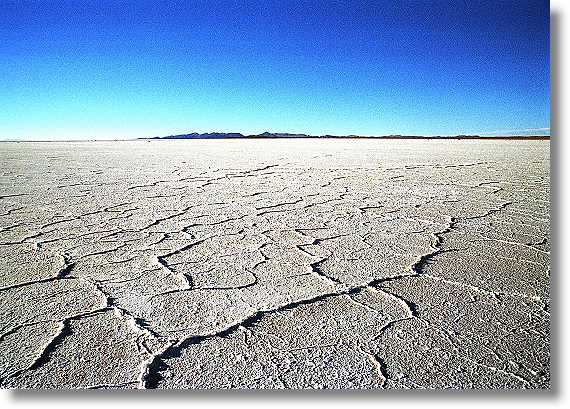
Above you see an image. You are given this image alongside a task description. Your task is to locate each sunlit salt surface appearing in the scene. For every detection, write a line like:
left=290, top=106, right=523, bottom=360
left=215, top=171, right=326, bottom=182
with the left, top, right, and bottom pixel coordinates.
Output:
left=0, top=139, right=549, bottom=389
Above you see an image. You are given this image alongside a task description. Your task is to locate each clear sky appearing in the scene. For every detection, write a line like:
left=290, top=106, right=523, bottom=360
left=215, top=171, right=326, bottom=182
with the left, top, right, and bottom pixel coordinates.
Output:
left=1, top=0, right=549, bottom=140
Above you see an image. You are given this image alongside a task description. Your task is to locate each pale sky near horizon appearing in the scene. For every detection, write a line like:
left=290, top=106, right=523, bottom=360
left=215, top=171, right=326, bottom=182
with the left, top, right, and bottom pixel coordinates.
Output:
left=1, top=0, right=550, bottom=140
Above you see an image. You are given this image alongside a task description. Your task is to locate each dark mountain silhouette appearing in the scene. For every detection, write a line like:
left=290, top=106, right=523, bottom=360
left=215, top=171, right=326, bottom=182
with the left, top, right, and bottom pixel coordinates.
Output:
left=144, top=132, right=549, bottom=140
left=157, top=132, right=245, bottom=139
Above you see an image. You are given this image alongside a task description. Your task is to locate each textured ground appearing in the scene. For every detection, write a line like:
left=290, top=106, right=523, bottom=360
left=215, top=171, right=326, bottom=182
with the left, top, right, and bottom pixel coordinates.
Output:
left=0, top=139, right=550, bottom=389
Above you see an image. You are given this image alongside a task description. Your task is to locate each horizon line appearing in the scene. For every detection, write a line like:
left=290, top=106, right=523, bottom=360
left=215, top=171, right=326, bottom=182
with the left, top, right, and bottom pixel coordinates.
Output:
left=0, top=134, right=551, bottom=143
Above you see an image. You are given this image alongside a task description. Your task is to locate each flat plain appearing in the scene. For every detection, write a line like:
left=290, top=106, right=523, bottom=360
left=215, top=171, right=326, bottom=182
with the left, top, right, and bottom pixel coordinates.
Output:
left=0, top=139, right=550, bottom=389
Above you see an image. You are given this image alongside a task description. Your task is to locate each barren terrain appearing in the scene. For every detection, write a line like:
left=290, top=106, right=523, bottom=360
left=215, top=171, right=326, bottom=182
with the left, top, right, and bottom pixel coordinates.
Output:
left=0, top=139, right=550, bottom=389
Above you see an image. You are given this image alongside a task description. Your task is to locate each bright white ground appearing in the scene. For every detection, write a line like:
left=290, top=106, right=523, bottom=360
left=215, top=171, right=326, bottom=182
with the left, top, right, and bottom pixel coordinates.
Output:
left=0, top=139, right=550, bottom=389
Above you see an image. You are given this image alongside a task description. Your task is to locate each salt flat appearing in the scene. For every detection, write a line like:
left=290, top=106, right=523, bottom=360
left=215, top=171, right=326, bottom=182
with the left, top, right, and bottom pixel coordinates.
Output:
left=0, top=139, right=550, bottom=389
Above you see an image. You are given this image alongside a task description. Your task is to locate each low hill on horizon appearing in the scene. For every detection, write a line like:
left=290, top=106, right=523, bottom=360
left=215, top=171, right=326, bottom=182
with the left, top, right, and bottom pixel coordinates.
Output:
left=144, top=132, right=550, bottom=140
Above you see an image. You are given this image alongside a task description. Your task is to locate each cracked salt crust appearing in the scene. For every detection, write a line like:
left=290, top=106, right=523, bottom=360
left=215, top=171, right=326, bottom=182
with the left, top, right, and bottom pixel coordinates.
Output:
left=0, top=139, right=550, bottom=389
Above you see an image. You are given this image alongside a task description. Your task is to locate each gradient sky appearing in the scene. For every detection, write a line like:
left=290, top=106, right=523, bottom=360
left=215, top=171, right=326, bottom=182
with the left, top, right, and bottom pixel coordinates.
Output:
left=1, top=0, right=549, bottom=140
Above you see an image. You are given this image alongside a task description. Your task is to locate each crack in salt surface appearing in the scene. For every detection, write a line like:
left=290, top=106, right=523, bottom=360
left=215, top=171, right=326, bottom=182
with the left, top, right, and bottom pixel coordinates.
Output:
left=139, top=219, right=453, bottom=388
left=133, top=195, right=540, bottom=388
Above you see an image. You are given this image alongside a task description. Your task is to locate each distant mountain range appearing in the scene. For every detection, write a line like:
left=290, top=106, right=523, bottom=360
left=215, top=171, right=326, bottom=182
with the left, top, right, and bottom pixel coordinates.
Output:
left=144, top=132, right=550, bottom=140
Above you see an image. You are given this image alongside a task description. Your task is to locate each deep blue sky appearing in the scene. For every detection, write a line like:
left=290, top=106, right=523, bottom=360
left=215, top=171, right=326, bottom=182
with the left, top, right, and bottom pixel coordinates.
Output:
left=1, top=0, right=549, bottom=139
